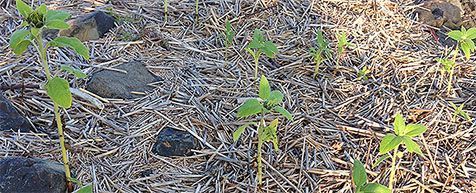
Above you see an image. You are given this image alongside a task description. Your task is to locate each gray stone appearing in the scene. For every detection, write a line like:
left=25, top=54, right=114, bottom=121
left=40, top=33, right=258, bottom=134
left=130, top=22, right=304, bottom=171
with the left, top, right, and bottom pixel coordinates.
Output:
left=0, top=157, right=66, bottom=193
left=0, top=92, right=33, bottom=132
left=86, top=61, right=160, bottom=99
left=152, top=127, right=198, bottom=157
left=59, top=11, right=116, bottom=41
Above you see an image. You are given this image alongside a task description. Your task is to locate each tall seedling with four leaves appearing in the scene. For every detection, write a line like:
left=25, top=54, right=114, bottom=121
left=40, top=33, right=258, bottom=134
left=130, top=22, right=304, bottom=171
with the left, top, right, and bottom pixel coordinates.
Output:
left=309, top=30, right=331, bottom=78
left=245, top=29, right=278, bottom=79
left=377, top=113, right=427, bottom=191
left=234, top=75, right=292, bottom=185
left=438, top=27, right=476, bottom=94
left=10, top=0, right=91, bottom=192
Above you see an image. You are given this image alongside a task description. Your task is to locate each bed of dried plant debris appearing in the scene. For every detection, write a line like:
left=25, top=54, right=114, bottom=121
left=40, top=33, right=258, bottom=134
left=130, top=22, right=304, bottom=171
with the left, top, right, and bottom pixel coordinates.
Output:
left=1, top=0, right=476, bottom=192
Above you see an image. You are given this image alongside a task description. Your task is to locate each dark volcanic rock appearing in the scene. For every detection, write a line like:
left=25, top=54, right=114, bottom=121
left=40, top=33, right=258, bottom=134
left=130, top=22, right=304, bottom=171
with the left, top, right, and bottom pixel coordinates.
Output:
left=60, top=11, right=116, bottom=41
left=86, top=61, right=160, bottom=99
left=0, top=157, right=66, bottom=193
left=152, top=127, right=198, bottom=157
left=0, top=92, right=33, bottom=132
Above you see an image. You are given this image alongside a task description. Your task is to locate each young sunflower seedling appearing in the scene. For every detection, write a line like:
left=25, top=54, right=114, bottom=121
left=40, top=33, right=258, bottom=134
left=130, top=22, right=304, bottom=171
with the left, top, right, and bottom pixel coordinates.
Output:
left=336, top=31, right=352, bottom=60
left=10, top=0, right=91, bottom=192
left=352, top=159, right=391, bottom=193
left=234, top=75, right=293, bottom=185
left=245, top=29, right=278, bottom=79
left=309, top=30, right=331, bottom=78
left=376, top=113, right=427, bottom=191
left=223, top=19, right=234, bottom=66
left=438, top=27, right=476, bottom=94
left=449, top=102, right=471, bottom=122
left=357, top=66, right=370, bottom=81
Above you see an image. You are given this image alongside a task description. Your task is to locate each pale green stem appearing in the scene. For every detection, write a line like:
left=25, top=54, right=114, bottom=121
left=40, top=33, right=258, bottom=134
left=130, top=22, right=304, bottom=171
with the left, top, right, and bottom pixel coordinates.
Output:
left=195, top=0, right=199, bottom=18
left=257, top=128, right=263, bottom=185
left=35, top=32, right=72, bottom=186
left=256, top=110, right=266, bottom=185
left=35, top=35, right=51, bottom=79
left=388, top=145, right=400, bottom=191
left=447, top=43, right=459, bottom=95
left=254, top=56, right=259, bottom=79
left=224, top=46, right=228, bottom=67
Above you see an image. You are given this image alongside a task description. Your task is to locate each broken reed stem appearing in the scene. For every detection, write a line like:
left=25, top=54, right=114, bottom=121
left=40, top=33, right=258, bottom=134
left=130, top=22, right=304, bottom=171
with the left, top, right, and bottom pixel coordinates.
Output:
left=164, top=0, right=168, bottom=23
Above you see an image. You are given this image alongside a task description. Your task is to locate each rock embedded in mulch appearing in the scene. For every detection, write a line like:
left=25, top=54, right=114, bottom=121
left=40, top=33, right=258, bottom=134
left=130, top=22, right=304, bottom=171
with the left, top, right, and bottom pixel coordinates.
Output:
left=415, top=0, right=463, bottom=29
left=0, top=157, right=66, bottom=193
left=152, top=127, right=198, bottom=157
left=0, top=92, right=33, bottom=132
left=86, top=61, right=161, bottom=99
left=59, top=11, right=116, bottom=41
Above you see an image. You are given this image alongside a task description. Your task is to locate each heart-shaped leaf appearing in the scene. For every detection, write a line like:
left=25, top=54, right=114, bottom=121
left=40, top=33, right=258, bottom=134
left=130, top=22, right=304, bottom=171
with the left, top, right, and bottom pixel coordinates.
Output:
left=379, top=134, right=402, bottom=155
left=45, top=76, right=72, bottom=108
left=237, top=98, right=262, bottom=118
left=352, top=159, right=367, bottom=188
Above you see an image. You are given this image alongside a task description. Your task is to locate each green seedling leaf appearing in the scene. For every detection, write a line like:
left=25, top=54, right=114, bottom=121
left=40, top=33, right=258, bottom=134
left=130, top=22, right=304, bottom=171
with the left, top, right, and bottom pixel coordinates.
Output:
left=46, top=20, right=70, bottom=29
left=15, top=0, right=33, bottom=18
left=36, top=4, right=47, bottom=15
left=393, top=113, right=405, bottom=136
left=267, top=90, right=284, bottom=106
left=262, top=41, right=278, bottom=58
left=262, top=118, right=279, bottom=152
left=450, top=102, right=471, bottom=121
left=379, top=134, right=402, bottom=155
left=234, top=123, right=249, bottom=142
left=49, top=37, right=90, bottom=60
left=45, top=76, right=72, bottom=108
left=460, top=40, right=474, bottom=60
left=448, top=30, right=463, bottom=41
left=249, top=29, right=264, bottom=49
left=30, top=27, right=40, bottom=37
left=61, top=65, right=87, bottom=79
left=352, top=159, right=367, bottom=188
left=259, top=75, right=271, bottom=100
left=45, top=76, right=73, bottom=108
left=224, top=20, right=234, bottom=47
left=337, top=32, right=350, bottom=56
left=237, top=98, right=262, bottom=118
left=460, top=110, right=472, bottom=121
left=404, top=124, right=427, bottom=137
left=73, top=184, right=92, bottom=193
left=361, top=183, right=391, bottom=193
left=402, top=136, right=423, bottom=155
left=467, top=28, right=476, bottom=39
left=273, top=106, right=293, bottom=120
left=316, top=30, right=330, bottom=56
left=46, top=10, right=71, bottom=22
left=358, top=66, right=369, bottom=80
left=69, top=177, right=83, bottom=186
left=13, top=40, right=31, bottom=55
left=437, top=58, right=455, bottom=74
left=372, top=154, right=390, bottom=169
left=9, top=29, right=30, bottom=50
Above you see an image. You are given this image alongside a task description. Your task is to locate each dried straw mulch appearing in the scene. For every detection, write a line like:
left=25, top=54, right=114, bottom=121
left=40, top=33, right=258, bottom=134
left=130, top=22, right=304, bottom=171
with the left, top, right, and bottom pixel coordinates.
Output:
left=1, top=0, right=476, bottom=192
